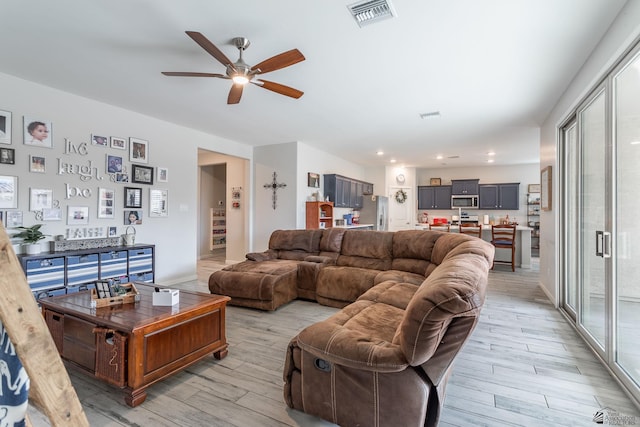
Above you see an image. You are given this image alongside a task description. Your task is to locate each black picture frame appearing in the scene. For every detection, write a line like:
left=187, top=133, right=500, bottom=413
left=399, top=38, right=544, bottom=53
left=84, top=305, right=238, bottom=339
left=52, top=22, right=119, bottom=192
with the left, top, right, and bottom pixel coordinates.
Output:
left=131, top=164, right=154, bottom=185
left=124, top=186, right=142, bottom=208
left=0, top=148, right=15, bottom=165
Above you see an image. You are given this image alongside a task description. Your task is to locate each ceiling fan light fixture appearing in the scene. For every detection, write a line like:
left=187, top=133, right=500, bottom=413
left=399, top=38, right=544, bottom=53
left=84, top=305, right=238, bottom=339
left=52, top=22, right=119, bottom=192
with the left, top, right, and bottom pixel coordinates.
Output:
left=232, top=75, right=249, bottom=85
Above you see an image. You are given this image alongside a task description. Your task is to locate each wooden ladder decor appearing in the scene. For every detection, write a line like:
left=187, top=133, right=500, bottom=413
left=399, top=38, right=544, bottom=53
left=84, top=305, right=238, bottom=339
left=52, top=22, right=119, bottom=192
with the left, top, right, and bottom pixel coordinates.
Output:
left=0, top=223, right=89, bottom=426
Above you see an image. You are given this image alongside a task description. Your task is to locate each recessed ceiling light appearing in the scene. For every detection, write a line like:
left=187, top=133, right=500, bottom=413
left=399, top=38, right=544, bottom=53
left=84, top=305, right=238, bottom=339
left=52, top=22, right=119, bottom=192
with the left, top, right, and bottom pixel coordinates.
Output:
left=631, top=141, right=640, bottom=145
left=390, top=158, right=397, bottom=163
left=436, top=155, right=443, bottom=160
left=487, top=159, right=495, bottom=163
left=376, top=150, right=384, bottom=155
left=487, top=151, right=496, bottom=156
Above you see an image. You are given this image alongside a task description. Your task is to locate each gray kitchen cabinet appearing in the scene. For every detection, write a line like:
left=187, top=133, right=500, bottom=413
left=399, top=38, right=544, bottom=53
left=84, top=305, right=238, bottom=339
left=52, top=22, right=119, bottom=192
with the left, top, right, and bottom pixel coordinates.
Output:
left=418, top=185, right=452, bottom=210
left=451, top=179, right=479, bottom=195
left=479, top=183, right=519, bottom=209
left=324, top=174, right=373, bottom=208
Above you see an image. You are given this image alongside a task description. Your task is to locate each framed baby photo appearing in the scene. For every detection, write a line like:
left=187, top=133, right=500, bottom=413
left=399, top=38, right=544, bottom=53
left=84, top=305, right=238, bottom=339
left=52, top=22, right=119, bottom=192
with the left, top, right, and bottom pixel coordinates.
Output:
left=110, top=136, right=127, bottom=150
left=132, top=164, right=153, bottom=185
left=0, top=148, right=15, bottom=164
left=129, top=137, right=148, bottom=164
left=23, top=116, right=53, bottom=148
left=0, top=110, right=11, bottom=145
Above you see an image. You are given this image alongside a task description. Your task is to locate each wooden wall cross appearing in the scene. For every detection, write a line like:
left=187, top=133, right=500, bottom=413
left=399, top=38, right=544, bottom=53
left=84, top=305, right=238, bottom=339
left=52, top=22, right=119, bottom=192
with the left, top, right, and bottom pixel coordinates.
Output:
left=263, top=171, right=286, bottom=210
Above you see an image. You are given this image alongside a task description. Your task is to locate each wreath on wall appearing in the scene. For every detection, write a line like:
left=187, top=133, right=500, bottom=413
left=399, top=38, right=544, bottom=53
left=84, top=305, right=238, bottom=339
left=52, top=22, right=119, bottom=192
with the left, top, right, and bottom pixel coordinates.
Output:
left=394, top=189, right=407, bottom=204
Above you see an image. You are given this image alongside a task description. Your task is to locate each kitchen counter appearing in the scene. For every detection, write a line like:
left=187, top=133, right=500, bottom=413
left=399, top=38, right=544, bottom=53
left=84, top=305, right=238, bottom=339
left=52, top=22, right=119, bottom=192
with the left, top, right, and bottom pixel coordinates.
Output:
left=334, top=223, right=374, bottom=230
left=414, top=224, right=534, bottom=269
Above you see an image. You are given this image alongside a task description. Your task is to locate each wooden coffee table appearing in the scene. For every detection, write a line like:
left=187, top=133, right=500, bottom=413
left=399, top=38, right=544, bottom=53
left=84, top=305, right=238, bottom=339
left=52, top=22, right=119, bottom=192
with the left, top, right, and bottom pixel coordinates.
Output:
left=39, top=282, right=230, bottom=407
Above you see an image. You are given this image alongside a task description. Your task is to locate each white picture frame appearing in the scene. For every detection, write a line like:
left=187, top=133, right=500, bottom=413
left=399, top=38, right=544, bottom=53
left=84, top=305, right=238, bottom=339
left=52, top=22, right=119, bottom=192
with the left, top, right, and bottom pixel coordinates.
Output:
left=110, top=136, right=127, bottom=150
left=29, top=155, right=46, bottom=173
left=0, top=110, right=11, bottom=145
left=0, top=175, right=18, bottom=209
left=23, top=116, right=53, bottom=148
left=97, top=187, right=115, bottom=219
left=157, top=167, right=168, bottom=183
left=5, top=210, right=23, bottom=227
left=42, top=207, right=62, bottom=221
left=149, top=189, right=168, bottom=217
left=129, top=137, right=148, bottom=164
left=29, top=188, right=53, bottom=211
left=67, top=206, right=89, bottom=225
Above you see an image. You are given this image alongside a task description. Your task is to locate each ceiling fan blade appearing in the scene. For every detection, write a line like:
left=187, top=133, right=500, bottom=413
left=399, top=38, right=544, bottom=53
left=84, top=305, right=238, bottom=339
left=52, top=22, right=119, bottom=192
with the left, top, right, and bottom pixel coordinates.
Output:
left=251, top=49, right=305, bottom=74
left=253, top=79, right=304, bottom=99
left=162, top=72, right=227, bottom=78
left=185, top=31, right=235, bottom=71
left=227, top=84, right=244, bottom=104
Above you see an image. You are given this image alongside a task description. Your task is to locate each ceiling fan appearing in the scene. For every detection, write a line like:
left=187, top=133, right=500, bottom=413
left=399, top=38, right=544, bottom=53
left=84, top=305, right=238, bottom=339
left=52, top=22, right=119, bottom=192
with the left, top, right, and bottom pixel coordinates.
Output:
left=162, top=31, right=305, bottom=104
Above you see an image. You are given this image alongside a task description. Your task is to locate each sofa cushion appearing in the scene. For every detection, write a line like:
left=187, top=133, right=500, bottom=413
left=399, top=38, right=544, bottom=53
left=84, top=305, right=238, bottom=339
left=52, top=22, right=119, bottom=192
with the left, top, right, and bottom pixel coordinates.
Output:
left=295, top=299, right=408, bottom=372
left=374, top=270, right=426, bottom=287
left=336, top=230, right=393, bottom=270
left=396, top=240, right=492, bottom=366
left=391, top=230, right=441, bottom=275
left=269, top=229, right=323, bottom=260
left=358, top=280, right=420, bottom=310
left=316, top=266, right=381, bottom=307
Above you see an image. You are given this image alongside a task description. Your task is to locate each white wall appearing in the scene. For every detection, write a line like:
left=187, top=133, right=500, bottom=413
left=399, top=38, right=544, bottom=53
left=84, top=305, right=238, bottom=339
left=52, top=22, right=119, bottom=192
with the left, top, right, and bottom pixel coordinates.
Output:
left=539, top=1, right=640, bottom=303
left=1, top=72, right=252, bottom=284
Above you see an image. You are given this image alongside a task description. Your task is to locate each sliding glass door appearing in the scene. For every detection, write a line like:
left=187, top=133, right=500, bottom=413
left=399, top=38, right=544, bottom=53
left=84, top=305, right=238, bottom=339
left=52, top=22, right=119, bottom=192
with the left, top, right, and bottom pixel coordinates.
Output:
left=560, top=43, right=640, bottom=404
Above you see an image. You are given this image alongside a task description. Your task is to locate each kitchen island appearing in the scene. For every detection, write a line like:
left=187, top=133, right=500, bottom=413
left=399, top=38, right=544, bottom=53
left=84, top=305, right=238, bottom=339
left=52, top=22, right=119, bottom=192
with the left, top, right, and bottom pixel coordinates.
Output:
left=415, top=224, right=533, bottom=269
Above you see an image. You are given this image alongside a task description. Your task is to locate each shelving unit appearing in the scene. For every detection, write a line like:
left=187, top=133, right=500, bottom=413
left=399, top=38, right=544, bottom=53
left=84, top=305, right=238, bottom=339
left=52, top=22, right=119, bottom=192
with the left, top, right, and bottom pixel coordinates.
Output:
left=527, top=192, right=541, bottom=257
left=306, top=201, right=333, bottom=229
left=210, top=208, right=226, bottom=250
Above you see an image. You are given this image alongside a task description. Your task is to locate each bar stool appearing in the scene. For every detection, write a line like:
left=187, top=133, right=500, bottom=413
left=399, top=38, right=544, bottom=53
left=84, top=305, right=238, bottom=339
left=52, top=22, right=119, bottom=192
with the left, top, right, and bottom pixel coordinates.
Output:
left=429, top=224, right=450, bottom=232
left=491, top=224, right=516, bottom=271
left=459, top=223, right=482, bottom=238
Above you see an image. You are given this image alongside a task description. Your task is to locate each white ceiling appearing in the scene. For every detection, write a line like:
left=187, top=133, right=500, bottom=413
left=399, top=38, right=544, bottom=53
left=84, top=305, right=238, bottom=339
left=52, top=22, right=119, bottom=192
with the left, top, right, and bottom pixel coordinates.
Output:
left=0, top=0, right=627, bottom=169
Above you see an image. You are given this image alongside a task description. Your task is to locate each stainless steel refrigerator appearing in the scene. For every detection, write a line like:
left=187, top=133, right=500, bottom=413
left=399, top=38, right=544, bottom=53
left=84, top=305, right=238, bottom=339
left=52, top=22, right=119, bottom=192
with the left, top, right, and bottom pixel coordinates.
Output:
left=358, top=195, right=388, bottom=231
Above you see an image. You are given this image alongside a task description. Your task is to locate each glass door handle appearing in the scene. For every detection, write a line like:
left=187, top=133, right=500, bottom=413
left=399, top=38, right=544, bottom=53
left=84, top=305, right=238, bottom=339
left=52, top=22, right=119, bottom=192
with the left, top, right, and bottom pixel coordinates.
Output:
left=595, top=230, right=612, bottom=258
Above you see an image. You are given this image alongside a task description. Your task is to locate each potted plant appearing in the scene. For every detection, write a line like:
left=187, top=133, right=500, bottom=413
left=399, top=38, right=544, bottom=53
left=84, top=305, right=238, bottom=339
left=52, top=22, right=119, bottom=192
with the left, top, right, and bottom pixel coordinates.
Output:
left=13, top=224, right=47, bottom=255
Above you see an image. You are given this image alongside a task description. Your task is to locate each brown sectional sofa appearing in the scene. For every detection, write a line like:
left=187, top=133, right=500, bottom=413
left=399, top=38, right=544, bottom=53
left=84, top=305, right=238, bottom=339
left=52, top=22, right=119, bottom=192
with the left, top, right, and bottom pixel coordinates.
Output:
left=209, top=228, right=494, bottom=427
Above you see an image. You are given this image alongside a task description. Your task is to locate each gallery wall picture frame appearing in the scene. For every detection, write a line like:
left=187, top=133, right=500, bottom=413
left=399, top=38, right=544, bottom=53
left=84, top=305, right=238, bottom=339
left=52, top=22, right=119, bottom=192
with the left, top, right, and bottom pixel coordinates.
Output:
left=29, top=155, right=46, bottom=173
left=0, top=110, right=12, bottom=145
left=157, top=167, right=168, bottom=183
left=0, top=175, right=18, bottom=209
left=125, top=209, right=143, bottom=225
left=0, top=147, right=15, bottom=164
left=5, top=210, right=23, bottom=227
left=129, top=137, right=149, bottom=164
left=132, top=164, right=154, bottom=185
left=23, top=116, right=53, bottom=148
left=67, top=206, right=89, bottom=225
left=108, top=226, right=118, bottom=237
left=149, top=188, right=168, bottom=217
left=541, top=166, right=552, bottom=211
left=110, top=136, right=127, bottom=150
left=430, top=178, right=442, bottom=186
left=528, top=183, right=541, bottom=193
left=97, top=187, right=115, bottom=219
left=307, top=172, right=320, bottom=188
left=124, top=186, right=142, bottom=208
left=42, top=208, right=62, bottom=221
left=92, top=134, right=108, bottom=146
left=106, top=154, right=123, bottom=174
left=29, top=188, right=53, bottom=212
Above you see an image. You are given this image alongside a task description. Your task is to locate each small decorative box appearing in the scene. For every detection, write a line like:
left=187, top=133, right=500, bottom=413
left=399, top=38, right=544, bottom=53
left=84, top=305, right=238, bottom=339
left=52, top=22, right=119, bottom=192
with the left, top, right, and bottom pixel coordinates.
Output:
left=152, top=289, right=180, bottom=306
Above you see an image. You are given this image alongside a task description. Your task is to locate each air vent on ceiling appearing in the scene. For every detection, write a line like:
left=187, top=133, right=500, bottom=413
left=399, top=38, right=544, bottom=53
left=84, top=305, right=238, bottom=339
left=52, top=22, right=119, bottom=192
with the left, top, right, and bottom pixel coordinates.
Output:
left=348, top=0, right=397, bottom=27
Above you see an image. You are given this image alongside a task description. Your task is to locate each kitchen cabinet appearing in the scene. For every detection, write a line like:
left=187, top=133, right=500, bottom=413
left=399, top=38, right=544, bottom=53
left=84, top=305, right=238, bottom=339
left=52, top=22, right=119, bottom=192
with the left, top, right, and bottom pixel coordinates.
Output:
left=324, top=174, right=373, bottom=209
left=418, top=185, right=452, bottom=210
left=451, top=179, right=479, bottom=195
left=306, top=201, right=333, bottom=229
left=479, top=183, right=520, bottom=210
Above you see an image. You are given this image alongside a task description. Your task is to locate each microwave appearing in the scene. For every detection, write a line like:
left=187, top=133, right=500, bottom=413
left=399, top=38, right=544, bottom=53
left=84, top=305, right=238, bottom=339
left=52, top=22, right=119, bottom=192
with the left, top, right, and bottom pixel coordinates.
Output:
left=451, top=195, right=479, bottom=209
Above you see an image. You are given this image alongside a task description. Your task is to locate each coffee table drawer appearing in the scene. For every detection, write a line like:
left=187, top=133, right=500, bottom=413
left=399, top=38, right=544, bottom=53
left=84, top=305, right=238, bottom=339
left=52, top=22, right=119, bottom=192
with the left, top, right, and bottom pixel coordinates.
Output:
left=62, top=315, right=96, bottom=371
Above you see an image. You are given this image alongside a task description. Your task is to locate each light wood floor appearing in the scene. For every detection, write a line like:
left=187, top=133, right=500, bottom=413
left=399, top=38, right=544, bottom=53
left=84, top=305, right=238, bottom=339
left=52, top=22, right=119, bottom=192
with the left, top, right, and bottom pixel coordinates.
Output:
left=28, top=254, right=640, bottom=426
